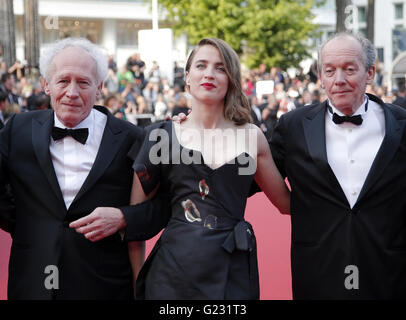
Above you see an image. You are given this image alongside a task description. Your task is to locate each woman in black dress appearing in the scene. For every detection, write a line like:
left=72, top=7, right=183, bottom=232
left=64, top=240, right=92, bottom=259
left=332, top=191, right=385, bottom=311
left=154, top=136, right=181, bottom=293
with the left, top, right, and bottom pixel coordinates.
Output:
left=128, top=38, right=290, bottom=299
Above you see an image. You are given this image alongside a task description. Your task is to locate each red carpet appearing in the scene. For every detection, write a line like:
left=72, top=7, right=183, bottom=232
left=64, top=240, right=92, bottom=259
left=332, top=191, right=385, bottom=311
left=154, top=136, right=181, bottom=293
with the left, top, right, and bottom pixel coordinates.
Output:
left=0, top=230, right=10, bottom=300
left=0, top=192, right=292, bottom=300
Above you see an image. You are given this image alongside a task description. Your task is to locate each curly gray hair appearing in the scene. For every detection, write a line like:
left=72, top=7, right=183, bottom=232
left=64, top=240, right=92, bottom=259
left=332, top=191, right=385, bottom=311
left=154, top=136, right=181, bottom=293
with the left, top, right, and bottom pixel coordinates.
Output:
left=39, top=37, right=108, bottom=85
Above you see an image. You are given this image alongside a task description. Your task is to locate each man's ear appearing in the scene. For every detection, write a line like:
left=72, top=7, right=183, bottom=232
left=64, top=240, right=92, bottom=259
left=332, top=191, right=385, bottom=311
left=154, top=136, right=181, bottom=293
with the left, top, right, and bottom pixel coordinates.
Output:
left=367, top=66, right=376, bottom=84
left=44, top=80, right=51, bottom=95
left=96, top=82, right=103, bottom=98
left=318, top=72, right=324, bottom=89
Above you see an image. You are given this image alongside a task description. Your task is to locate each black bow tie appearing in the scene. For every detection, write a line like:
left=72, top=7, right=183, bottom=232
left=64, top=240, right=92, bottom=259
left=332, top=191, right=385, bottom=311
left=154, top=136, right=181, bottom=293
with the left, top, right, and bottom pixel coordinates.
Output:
left=332, top=113, right=363, bottom=125
left=327, top=98, right=368, bottom=126
left=51, top=127, right=89, bottom=144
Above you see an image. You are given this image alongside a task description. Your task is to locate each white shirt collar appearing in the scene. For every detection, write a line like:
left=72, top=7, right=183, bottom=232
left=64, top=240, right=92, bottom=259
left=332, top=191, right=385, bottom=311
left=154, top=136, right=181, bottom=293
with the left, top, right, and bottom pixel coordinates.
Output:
left=328, top=95, right=369, bottom=117
left=53, top=109, right=95, bottom=145
left=54, top=109, right=94, bottom=130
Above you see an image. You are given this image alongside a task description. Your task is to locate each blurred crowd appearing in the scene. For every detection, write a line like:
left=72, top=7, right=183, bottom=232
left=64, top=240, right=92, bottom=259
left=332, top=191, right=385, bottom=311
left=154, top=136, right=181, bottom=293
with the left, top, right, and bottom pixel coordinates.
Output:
left=1, top=52, right=406, bottom=138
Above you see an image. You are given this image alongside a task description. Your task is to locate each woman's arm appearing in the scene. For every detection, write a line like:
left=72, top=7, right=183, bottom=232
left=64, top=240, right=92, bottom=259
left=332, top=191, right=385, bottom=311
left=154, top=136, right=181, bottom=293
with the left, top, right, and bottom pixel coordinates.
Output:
left=254, top=126, right=290, bottom=214
left=128, top=172, right=159, bottom=298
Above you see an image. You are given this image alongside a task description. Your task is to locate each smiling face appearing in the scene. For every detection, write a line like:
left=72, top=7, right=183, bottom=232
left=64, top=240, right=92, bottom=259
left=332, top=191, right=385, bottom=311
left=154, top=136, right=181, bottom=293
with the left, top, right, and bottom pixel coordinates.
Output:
left=185, top=44, right=229, bottom=107
left=319, top=35, right=375, bottom=115
left=44, top=46, right=102, bottom=128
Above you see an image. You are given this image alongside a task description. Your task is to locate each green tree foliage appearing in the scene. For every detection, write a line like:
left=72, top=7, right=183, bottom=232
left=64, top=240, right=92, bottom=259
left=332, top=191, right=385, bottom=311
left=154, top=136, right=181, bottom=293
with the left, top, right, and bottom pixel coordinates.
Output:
left=158, top=0, right=323, bottom=69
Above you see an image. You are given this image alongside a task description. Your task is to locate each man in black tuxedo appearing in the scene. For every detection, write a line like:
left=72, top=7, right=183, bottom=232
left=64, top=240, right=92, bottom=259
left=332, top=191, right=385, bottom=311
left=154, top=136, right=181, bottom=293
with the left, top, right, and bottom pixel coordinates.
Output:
left=270, top=33, right=406, bottom=299
left=0, top=38, right=168, bottom=299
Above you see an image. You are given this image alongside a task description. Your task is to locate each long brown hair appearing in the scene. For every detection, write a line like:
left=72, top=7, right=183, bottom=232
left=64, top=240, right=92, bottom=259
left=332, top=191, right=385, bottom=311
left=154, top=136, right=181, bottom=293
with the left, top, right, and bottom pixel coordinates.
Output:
left=185, top=38, right=252, bottom=125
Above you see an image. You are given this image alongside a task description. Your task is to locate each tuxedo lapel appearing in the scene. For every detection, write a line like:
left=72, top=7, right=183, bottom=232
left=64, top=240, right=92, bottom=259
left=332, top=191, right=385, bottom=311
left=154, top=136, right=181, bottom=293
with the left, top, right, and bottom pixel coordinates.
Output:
left=302, top=101, right=349, bottom=206
left=32, top=111, right=65, bottom=205
left=357, top=101, right=406, bottom=204
left=70, top=111, right=128, bottom=207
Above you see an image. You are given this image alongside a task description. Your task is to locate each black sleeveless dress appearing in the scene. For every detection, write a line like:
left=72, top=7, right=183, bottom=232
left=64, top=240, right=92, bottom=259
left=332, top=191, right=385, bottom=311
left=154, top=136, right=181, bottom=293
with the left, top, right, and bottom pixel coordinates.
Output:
left=132, top=121, right=259, bottom=299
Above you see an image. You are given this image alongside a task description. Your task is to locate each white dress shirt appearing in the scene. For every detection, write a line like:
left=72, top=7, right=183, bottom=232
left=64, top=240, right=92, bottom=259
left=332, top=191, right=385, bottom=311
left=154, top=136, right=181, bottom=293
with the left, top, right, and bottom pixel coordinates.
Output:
left=0, top=110, right=4, bottom=124
left=325, top=96, right=385, bottom=208
left=50, top=109, right=107, bottom=209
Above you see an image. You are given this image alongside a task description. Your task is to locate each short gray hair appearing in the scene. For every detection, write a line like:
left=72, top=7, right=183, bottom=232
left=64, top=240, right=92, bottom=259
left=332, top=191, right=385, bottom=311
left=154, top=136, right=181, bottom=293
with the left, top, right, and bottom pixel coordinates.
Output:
left=317, top=32, right=376, bottom=72
left=39, top=37, right=108, bottom=85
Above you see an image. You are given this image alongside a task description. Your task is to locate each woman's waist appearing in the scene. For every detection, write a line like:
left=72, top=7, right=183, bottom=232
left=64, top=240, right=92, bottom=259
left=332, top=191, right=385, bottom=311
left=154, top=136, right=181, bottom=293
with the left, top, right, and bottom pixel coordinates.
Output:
left=169, top=197, right=243, bottom=231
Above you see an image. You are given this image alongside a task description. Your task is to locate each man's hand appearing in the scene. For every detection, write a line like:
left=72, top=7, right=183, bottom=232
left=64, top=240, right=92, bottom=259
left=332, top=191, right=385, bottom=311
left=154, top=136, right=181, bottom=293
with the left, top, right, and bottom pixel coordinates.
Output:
left=171, top=110, right=190, bottom=123
left=69, top=207, right=127, bottom=242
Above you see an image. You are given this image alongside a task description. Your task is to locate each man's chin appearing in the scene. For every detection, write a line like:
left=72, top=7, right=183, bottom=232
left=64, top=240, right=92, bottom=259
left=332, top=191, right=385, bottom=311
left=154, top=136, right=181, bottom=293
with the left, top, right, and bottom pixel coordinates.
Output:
left=332, top=99, right=351, bottom=109
left=58, top=115, right=84, bottom=128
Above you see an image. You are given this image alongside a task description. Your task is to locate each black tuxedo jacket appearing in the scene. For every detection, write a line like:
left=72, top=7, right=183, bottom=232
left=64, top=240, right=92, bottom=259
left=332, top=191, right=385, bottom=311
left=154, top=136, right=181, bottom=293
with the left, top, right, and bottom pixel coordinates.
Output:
left=270, top=94, right=406, bottom=299
left=0, top=106, right=169, bottom=299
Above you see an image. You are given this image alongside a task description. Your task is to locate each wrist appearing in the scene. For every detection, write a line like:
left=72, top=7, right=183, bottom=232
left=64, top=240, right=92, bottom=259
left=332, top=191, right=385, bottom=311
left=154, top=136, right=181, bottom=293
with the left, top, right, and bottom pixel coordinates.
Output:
left=117, top=208, right=127, bottom=229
